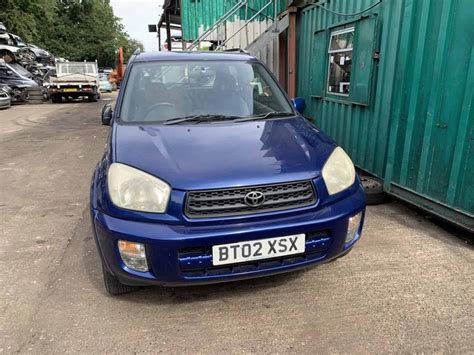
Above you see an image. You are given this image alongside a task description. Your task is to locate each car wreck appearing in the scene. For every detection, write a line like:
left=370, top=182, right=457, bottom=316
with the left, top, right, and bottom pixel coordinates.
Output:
left=0, top=31, right=54, bottom=65
left=0, top=84, right=11, bottom=109
left=0, top=23, right=56, bottom=104
left=0, top=59, right=44, bottom=103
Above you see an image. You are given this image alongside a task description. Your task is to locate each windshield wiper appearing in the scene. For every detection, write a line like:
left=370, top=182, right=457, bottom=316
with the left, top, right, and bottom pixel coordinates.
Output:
left=163, top=114, right=240, bottom=125
left=232, top=111, right=294, bottom=123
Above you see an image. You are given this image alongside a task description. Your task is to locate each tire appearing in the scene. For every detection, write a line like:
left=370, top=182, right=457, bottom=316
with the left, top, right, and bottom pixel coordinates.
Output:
left=28, top=95, right=44, bottom=104
left=28, top=89, right=42, bottom=95
left=360, top=175, right=386, bottom=205
left=88, top=94, right=98, bottom=102
left=51, top=94, right=61, bottom=103
left=28, top=87, right=44, bottom=103
left=102, top=264, right=139, bottom=296
left=28, top=99, right=44, bottom=105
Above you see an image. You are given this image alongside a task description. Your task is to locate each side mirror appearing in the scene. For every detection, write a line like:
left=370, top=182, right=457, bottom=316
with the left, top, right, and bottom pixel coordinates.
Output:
left=291, top=97, right=306, bottom=114
left=101, top=103, right=113, bottom=125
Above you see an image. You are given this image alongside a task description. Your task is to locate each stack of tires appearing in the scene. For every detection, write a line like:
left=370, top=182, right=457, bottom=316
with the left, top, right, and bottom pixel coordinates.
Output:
left=27, top=87, right=44, bottom=105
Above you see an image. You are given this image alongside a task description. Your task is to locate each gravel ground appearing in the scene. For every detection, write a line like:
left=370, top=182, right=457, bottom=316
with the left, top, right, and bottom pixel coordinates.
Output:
left=0, top=95, right=473, bottom=353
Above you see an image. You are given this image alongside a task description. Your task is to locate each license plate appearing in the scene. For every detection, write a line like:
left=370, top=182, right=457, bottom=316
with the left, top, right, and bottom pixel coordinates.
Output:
left=212, top=234, right=305, bottom=266
left=63, top=88, right=77, bottom=92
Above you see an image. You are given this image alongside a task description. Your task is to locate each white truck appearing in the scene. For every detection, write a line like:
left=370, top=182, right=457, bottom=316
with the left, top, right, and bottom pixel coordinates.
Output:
left=48, top=61, right=99, bottom=103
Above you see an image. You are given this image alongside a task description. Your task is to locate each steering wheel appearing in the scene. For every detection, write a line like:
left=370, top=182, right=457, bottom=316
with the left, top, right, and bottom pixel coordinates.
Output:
left=144, top=102, right=176, bottom=116
left=145, top=102, right=178, bottom=120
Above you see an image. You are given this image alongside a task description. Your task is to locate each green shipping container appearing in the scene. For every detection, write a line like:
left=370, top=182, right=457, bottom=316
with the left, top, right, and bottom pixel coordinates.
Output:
left=296, top=0, right=473, bottom=231
left=181, top=0, right=288, bottom=41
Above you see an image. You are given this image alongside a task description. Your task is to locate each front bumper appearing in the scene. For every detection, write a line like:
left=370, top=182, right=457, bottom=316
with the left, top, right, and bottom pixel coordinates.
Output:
left=91, top=187, right=365, bottom=286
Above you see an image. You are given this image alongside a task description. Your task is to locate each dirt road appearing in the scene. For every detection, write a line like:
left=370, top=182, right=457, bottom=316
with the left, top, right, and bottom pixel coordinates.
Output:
left=1, top=96, right=472, bottom=353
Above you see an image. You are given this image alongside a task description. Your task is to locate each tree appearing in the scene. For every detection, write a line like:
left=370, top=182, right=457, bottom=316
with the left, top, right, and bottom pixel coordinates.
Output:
left=0, top=0, right=57, bottom=44
left=0, top=0, right=144, bottom=67
left=117, top=31, right=145, bottom=63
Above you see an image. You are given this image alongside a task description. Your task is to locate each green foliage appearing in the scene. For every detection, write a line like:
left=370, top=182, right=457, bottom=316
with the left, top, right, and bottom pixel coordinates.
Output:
left=0, top=0, right=144, bottom=67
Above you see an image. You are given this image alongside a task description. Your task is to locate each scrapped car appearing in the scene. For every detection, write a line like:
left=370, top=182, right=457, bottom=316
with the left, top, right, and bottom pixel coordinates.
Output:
left=91, top=51, right=366, bottom=295
left=0, top=32, right=30, bottom=63
left=24, top=44, right=54, bottom=64
left=0, top=32, right=54, bottom=65
left=0, top=60, right=42, bottom=102
left=0, top=86, right=11, bottom=109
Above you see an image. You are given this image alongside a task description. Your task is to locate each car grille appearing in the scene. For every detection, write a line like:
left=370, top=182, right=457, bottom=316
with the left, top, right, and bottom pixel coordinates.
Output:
left=177, top=231, right=331, bottom=278
left=185, top=180, right=316, bottom=218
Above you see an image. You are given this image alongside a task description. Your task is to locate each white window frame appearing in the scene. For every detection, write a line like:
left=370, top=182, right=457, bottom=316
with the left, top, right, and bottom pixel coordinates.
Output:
left=327, top=27, right=355, bottom=97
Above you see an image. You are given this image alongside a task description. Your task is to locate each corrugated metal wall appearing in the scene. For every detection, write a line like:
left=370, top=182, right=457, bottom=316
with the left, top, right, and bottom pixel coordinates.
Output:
left=181, top=0, right=287, bottom=41
left=180, top=0, right=286, bottom=74
left=296, top=0, right=473, bottom=228
left=296, top=0, right=393, bottom=178
left=181, top=0, right=226, bottom=41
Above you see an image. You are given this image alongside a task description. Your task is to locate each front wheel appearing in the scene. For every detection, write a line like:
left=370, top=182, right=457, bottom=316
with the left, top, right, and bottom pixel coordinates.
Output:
left=51, top=94, right=61, bottom=103
left=88, top=94, right=98, bottom=102
left=102, top=264, right=139, bottom=296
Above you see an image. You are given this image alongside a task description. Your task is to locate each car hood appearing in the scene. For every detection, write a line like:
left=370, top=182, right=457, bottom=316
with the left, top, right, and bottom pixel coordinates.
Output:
left=114, top=116, right=337, bottom=190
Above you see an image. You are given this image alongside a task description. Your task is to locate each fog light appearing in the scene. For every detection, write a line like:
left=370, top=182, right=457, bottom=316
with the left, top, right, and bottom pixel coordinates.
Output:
left=345, top=212, right=362, bottom=244
left=118, top=240, right=148, bottom=272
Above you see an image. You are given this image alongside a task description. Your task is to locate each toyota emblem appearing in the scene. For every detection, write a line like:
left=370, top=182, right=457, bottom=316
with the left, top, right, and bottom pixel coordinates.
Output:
left=244, top=191, right=266, bottom=207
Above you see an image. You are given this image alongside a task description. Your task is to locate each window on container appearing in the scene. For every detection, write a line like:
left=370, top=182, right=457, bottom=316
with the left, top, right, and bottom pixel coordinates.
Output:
left=327, top=27, right=354, bottom=96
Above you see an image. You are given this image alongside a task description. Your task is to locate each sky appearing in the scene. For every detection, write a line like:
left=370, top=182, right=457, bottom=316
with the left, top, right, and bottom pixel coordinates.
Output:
left=110, top=0, right=166, bottom=52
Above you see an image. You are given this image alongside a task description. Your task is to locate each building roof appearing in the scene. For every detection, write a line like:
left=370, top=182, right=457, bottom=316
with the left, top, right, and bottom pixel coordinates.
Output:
left=158, top=0, right=181, bottom=28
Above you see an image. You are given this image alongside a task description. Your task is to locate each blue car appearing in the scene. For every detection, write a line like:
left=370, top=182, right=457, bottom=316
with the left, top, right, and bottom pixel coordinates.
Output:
left=91, top=51, right=365, bottom=295
left=99, top=74, right=113, bottom=93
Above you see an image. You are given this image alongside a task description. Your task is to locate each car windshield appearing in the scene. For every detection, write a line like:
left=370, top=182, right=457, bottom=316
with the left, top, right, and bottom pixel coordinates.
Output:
left=119, top=60, right=294, bottom=123
left=57, top=63, right=97, bottom=76
left=13, top=35, right=27, bottom=47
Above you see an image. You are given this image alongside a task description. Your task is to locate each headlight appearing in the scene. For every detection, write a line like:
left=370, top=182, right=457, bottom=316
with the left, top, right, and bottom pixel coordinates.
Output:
left=322, top=147, right=356, bottom=195
left=107, top=163, right=171, bottom=213
left=118, top=240, right=148, bottom=272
